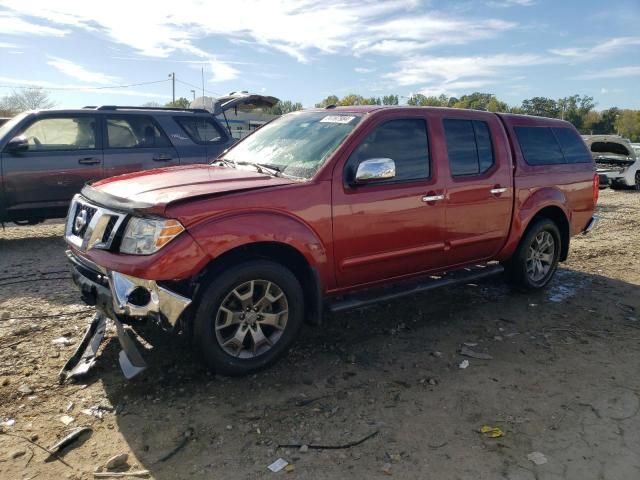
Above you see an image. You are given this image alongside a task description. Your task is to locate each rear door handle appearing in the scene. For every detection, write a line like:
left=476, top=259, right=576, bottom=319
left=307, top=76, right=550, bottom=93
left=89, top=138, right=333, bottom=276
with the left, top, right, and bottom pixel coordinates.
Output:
left=490, top=187, right=508, bottom=195
left=152, top=154, right=173, bottom=162
left=422, top=194, right=445, bottom=203
left=78, top=157, right=100, bottom=165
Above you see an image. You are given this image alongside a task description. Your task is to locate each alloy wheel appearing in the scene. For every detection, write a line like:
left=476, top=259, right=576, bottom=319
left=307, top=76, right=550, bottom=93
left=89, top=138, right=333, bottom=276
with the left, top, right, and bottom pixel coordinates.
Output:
left=526, top=231, right=555, bottom=283
left=214, top=279, right=289, bottom=359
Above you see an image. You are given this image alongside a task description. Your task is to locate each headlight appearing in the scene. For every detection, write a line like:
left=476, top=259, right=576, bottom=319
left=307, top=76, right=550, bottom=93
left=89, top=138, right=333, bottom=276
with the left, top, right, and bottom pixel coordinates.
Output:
left=120, top=217, right=184, bottom=255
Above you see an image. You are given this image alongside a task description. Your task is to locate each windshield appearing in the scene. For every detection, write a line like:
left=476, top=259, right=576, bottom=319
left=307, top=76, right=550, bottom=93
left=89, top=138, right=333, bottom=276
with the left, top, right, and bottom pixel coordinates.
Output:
left=222, top=111, right=362, bottom=179
left=0, top=112, right=29, bottom=140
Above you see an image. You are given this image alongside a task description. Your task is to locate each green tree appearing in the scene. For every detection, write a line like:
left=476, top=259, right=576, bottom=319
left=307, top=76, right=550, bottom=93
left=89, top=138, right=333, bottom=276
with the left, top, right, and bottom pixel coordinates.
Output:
left=616, top=110, right=640, bottom=141
left=407, top=94, right=448, bottom=106
left=382, top=94, right=399, bottom=105
left=165, top=97, right=191, bottom=109
left=520, top=97, right=560, bottom=118
left=453, top=92, right=508, bottom=112
left=0, top=88, right=55, bottom=114
left=557, top=94, right=596, bottom=130
left=266, top=100, right=303, bottom=115
left=315, top=95, right=340, bottom=108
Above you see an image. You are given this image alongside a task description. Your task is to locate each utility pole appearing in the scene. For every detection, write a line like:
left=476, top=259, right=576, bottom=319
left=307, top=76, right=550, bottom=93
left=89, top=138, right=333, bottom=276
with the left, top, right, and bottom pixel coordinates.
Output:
left=190, top=89, right=196, bottom=101
left=168, top=72, right=175, bottom=104
left=201, top=65, right=205, bottom=100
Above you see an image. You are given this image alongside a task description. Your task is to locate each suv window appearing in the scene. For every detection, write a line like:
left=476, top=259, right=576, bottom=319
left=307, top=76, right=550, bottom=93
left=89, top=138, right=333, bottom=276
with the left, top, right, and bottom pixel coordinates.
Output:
left=20, top=116, right=97, bottom=151
left=106, top=115, right=171, bottom=148
left=443, top=119, right=495, bottom=176
left=348, top=118, right=429, bottom=182
left=552, top=128, right=591, bottom=163
left=175, top=116, right=224, bottom=144
left=514, top=127, right=565, bottom=165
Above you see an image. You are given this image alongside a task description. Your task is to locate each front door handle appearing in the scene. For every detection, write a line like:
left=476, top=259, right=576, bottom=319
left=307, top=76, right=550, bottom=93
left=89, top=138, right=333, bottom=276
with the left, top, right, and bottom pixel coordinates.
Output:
left=490, top=187, right=508, bottom=195
left=152, top=154, right=173, bottom=162
left=422, top=194, right=445, bottom=203
left=78, top=157, right=100, bottom=165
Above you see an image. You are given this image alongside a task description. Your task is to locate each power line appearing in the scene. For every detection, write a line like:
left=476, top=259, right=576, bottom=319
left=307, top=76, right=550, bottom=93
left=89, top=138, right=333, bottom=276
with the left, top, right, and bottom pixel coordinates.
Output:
left=0, top=78, right=171, bottom=92
left=175, top=78, right=221, bottom=98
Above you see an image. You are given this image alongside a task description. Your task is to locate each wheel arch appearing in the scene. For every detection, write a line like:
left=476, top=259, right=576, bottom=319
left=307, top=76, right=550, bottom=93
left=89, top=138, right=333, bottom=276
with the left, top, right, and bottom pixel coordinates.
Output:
left=524, top=205, right=570, bottom=261
left=193, top=241, right=323, bottom=326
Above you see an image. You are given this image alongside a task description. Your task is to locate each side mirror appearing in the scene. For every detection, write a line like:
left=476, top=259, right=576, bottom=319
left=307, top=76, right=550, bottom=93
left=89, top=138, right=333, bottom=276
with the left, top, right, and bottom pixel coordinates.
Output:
left=354, top=158, right=396, bottom=184
left=5, top=135, right=28, bottom=153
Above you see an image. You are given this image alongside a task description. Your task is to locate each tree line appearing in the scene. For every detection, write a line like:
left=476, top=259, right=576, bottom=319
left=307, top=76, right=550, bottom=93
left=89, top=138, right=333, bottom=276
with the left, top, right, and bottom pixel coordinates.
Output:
left=2, top=88, right=639, bottom=141
left=314, top=92, right=640, bottom=141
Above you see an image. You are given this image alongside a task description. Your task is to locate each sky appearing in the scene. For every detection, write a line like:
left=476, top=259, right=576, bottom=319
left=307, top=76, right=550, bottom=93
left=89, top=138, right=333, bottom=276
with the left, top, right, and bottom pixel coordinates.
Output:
left=0, top=0, right=639, bottom=110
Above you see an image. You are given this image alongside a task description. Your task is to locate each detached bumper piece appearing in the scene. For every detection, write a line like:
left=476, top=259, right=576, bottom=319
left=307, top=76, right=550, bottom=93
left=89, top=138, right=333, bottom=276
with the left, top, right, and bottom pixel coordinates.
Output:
left=58, top=312, right=148, bottom=382
left=64, top=250, right=192, bottom=380
left=582, top=215, right=599, bottom=235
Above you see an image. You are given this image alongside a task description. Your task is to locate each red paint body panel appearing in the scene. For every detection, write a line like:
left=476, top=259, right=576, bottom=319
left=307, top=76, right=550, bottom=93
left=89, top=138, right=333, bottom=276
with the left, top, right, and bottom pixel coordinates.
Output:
left=75, top=107, right=596, bottom=300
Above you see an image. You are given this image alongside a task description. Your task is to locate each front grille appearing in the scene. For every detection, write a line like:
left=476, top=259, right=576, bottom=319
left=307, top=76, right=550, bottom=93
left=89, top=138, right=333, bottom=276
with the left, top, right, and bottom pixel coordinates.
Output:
left=65, top=194, right=127, bottom=252
left=71, top=204, right=97, bottom=237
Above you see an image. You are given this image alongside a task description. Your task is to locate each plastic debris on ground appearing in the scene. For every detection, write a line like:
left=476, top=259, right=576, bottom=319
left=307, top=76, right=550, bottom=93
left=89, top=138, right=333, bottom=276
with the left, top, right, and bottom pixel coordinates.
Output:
left=460, top=346, right=493, bottom=360
left=527, top=451, right=548, bottom=465
left=479, top=425, right=505, bottom=438
left=459, top=360, right=469, bottom=369
left=268, top=458, right=289, bottom=473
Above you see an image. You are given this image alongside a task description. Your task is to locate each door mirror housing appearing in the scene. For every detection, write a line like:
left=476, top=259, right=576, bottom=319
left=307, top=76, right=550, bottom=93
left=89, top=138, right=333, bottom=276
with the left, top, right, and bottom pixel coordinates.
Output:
left=354, top=158, right=396, bottom=184
left=5, top=135, right=29, bottom=153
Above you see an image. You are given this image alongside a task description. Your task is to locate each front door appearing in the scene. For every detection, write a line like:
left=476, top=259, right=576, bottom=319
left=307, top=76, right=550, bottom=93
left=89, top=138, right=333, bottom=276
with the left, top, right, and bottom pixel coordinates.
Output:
left=1, top=113, right=102, bottom=217
left=102, top=114, right=179, bottom=177
left=437, top=113, right=514, bottom=265
left=332, top=114, right=448, bottom=288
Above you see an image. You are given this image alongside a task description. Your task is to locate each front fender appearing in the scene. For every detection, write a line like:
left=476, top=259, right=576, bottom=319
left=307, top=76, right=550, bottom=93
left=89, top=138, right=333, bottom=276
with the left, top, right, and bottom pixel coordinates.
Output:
left=496, top=186, right=569, bottom=261
left=188, top=211, right=331, bottom=283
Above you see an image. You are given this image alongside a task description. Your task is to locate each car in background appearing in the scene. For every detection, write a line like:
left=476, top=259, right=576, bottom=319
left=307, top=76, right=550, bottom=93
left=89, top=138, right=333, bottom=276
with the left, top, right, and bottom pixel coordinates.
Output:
left=0, top=96, right=280, bottom=225
left=583, top=135, right=639, bottom=190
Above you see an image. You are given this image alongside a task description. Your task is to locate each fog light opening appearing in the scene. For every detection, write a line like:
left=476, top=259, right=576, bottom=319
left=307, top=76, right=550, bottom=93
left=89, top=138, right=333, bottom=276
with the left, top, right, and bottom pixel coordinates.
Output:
left=127, top=287, right=151, bottom=307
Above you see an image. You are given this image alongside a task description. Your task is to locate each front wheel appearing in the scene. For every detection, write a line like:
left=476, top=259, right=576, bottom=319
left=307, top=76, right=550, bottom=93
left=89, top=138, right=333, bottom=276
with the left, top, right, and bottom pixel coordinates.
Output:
left=506, top=218, right=561, bottom=290
left=193, top=261, right=304, bottom=376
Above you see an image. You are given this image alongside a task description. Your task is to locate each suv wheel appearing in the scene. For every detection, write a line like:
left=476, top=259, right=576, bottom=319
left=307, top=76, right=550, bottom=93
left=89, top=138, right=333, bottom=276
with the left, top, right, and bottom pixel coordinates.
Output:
left=635, top=171, right=640, bottom=191
left=507, top=218, right=561, bottom=290
left=193, top=261, right=304, bottom=376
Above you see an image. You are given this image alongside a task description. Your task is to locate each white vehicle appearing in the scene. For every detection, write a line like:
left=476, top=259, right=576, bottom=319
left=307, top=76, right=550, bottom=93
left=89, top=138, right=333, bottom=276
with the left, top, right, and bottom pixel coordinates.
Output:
left=583, top=135, right=639, bottom=190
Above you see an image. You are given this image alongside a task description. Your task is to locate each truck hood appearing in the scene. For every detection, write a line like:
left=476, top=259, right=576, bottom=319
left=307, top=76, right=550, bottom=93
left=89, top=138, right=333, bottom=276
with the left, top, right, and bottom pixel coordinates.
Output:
left=83, top=164, right=294, bottom=214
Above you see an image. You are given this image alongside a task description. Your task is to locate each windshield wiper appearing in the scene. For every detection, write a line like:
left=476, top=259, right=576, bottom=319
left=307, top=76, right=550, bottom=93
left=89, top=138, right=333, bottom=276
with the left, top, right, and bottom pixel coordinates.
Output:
left=235, top=161, right=281, bottom=177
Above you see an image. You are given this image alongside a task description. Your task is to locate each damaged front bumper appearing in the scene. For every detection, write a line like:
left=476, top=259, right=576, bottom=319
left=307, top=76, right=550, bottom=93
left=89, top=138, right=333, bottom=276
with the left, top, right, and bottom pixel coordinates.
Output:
left=62, top=250, right=192, bottom=381
left=66, top=250, right=191, bottom=328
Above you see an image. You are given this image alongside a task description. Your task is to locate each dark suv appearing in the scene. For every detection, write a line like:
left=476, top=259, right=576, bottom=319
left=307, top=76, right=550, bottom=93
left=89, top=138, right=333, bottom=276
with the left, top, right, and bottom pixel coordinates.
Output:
left=0, top=106, right=234, bottom=224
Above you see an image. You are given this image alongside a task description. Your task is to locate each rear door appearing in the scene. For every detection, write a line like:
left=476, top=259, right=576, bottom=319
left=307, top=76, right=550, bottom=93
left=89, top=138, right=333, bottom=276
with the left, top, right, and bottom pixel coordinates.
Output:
left=332, top=112, right=448, bottom=287
left=172, top=115, right=231, bottom=163
left=102, top=114, right=179, bottom=177
left=1, top=113, right=103, bottom=213
left=435, top=111, right=513, bottom=265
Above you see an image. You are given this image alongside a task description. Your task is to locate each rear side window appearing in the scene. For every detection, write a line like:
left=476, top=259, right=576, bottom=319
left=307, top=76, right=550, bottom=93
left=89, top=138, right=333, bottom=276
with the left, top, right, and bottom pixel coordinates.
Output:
left=552, top=128, right=591, bottom=163
left=514, top=127, right=564, bottom=165
left=106, top=116, right=171, bottom=149
left=443, top=119, right=495, bottom=176
left=348, top=118, right=429, bottom=182
left=175, top=117, right=224, bottom=144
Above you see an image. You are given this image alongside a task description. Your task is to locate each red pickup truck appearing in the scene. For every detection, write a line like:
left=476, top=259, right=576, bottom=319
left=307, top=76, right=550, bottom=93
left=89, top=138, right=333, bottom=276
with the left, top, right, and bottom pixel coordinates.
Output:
left=63, top=106, right=598, bottom=378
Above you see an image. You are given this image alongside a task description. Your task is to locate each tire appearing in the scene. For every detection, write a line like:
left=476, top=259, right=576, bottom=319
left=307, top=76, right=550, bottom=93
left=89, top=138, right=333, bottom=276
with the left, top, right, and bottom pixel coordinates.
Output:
left=506, top=218, right=561, bottom=291
left=635, top=171, right=640, bottom=191
left=193, top=260, right=304, bottom=376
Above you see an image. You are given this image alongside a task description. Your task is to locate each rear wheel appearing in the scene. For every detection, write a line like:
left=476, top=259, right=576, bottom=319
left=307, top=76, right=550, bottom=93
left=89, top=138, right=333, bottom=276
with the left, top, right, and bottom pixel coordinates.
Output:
left=193, top=261, right=304, bottom=376
left=506, top=218, right=561, bottom=290
left=635, top=171, right=640, bottom=191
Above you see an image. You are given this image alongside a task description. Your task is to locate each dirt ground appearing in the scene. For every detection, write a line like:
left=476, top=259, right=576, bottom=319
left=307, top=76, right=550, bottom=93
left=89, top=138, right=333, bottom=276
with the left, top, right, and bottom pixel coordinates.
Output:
left=1, top=188, right=639, bottom=480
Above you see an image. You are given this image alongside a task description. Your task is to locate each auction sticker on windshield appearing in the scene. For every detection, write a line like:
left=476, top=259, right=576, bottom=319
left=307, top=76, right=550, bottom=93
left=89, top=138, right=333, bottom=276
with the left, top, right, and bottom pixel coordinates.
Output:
left=320, top=115, right=356, bottom=124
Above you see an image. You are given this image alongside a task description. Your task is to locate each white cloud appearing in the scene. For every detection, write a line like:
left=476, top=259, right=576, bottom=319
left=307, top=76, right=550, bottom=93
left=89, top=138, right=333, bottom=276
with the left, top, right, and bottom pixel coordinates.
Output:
left=576, top=66, right=640, bottom=80
left=0, top=0, right=516, bottom=65
left=0, top=11, right=68, bottom=36
left=354, top=67, right=375, bottom=74
left=0, top=41, right=21, bottom=49
left=46, top=57, right=120, bottom=84
left=487, top=0, right=536, bottom=7
left=207, top=59, right=240, bottom=83
left=384, top=53, right=551, bottom=96
left=549, top=36, right=640, bottom=61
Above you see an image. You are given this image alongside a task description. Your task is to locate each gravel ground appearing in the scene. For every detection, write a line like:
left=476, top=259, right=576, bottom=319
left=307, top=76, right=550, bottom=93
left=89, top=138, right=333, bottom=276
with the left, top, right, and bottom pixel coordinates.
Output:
left=0, top=188, right=639, bottom=480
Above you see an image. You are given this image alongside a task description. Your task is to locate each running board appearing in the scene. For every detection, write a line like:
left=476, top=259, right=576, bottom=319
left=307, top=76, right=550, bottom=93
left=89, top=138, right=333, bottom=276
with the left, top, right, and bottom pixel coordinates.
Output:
left=328, top=263, right=504, bottom=313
